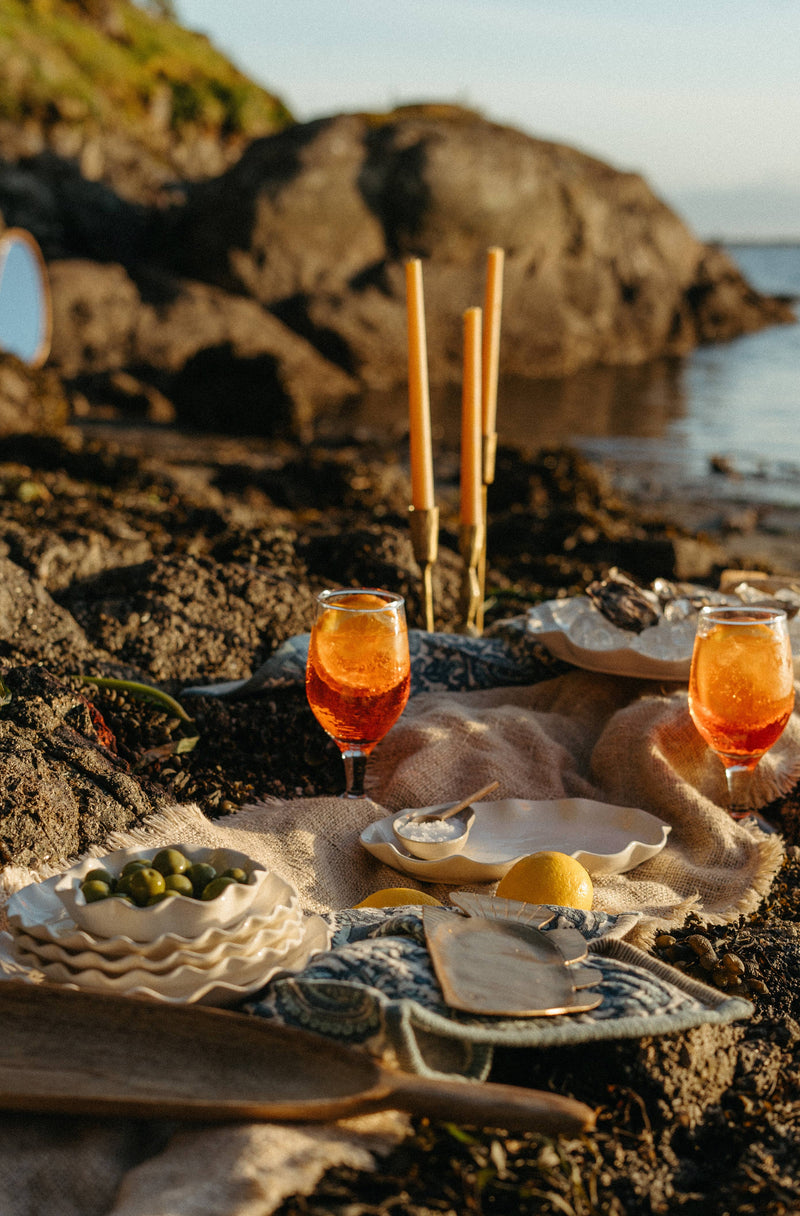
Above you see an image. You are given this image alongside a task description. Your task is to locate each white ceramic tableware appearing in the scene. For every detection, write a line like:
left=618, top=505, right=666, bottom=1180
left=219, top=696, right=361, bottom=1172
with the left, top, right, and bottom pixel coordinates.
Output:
left=9, top=871, right=302, bottom=959
left=361, top=798, right=671, bottom=884
left=526, top=596, right=697, bottom=679
left=11, top=910, right=307, bottom=976
left=391, top=806, right=476, bottom=860
left=54, top=844, right=272, bottom=942
left=2, top=915, right=331, bottom=1007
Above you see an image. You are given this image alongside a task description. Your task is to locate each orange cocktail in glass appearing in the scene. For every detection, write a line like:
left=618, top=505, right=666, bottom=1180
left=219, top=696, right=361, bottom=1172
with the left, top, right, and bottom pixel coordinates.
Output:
left=306, top=589, right=410, bottom=797
left=688, top=606, right=794, bottom=819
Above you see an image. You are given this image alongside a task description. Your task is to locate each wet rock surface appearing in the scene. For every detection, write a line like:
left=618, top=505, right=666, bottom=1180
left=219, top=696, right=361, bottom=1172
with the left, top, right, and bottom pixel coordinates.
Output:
left=0, top=422, right=798, bottom=1214
left=0, top=666, right=161, bottom=867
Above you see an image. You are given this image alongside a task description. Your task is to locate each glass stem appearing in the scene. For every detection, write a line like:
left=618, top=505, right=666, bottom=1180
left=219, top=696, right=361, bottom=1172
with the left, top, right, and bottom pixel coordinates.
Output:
left=724, top=764, right=753, bottom=820
left=341, top=749, right=368, bottom=798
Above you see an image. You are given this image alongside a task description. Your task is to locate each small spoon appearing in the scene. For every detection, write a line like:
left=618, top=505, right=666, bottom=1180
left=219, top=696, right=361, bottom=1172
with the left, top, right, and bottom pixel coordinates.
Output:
left=391, top=780, right=500, bottom=861
left=403, top=780, right=500, bottom=825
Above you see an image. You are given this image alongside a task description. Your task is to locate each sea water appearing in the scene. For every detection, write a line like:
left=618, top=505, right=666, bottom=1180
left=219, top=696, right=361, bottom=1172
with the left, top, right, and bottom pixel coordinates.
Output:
left=575, top=244, right=800, bottom=507
left=328, top=244, right=800, bottom=508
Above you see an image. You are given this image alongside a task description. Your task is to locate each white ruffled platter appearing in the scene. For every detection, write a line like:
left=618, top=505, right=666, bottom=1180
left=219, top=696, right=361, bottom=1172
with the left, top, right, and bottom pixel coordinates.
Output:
left=360, top=798, right=671, bottom=884
left=7, top=870, right=302, bottom=957
left=11, top=911, right=307, bottom=975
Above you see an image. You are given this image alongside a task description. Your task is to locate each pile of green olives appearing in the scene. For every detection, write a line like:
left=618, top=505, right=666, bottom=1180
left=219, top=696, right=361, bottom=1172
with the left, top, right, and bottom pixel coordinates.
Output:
left=79, top=848, right=250, bottom=908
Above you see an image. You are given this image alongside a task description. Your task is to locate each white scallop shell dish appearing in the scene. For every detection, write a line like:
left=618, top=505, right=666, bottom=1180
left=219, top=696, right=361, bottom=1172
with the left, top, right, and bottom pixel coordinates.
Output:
left=54, top=844, right=277, bottom=943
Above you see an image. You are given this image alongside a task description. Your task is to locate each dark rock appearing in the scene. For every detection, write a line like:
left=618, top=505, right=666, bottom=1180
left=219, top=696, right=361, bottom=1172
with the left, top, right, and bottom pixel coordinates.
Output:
left=62, top=553, right=320, bottom=687
left=0, top=354, right=70, bottom=435
left=166, top=108, right=795, bottom=392
left=0, top=666, right=162, bottom=866
left=2, top=107, right=794, bottom=438
left=0, top=554, right=97, bottom=673
left=46, top=260, right=359, bottom=438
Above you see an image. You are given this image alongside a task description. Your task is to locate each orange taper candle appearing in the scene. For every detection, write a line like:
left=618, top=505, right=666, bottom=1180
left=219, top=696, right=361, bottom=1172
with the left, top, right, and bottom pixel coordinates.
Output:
left=405, top=258, right=434, bottom=511
left=460, top=306, right=482, bottom=527
left=481, top=246, right=504, bottom=438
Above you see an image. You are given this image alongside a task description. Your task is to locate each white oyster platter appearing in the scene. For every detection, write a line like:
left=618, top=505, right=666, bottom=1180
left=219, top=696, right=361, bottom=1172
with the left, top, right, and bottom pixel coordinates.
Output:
left=2, top=844, right=329, bottom=1006
left=526, top=579, right=800, bottom=680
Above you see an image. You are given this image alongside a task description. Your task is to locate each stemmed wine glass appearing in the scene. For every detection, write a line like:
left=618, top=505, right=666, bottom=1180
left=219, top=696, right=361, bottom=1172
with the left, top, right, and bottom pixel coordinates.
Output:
left=306, top=589, right=411, bottom=798
left=688, top=606, right=795, bottom=821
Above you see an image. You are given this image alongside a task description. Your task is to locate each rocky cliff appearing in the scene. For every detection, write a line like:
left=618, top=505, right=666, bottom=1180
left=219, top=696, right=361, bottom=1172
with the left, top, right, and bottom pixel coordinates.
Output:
left=0, top=6, right=793, bottom=439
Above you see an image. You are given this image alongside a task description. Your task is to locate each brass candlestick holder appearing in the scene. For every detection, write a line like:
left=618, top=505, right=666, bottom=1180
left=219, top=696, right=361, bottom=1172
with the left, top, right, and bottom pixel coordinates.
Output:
left=408, top=505, right=439, bottom=632
left=475, top=432, right=497, bottom=635
left=459, top=521, right=485, bottom=635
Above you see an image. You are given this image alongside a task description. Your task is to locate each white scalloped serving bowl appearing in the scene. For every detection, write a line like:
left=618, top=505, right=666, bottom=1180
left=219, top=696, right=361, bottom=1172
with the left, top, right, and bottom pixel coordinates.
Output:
left=54, top=844, right=275, bottom=943
left=8, top=871, right=301, bottom=959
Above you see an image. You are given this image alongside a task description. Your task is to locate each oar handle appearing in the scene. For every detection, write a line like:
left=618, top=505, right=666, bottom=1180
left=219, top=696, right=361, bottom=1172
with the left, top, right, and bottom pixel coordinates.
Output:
left=382, top=1071, right=595, bottom=1136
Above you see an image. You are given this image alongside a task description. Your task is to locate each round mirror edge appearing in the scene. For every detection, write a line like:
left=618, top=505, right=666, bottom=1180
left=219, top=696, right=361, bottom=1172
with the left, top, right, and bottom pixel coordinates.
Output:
left=0, top=226, right=53, bottom=368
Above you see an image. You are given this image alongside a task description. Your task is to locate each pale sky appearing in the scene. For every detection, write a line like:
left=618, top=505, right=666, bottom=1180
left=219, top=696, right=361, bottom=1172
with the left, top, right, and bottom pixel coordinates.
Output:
left=176, top=0, right=800, bottom=240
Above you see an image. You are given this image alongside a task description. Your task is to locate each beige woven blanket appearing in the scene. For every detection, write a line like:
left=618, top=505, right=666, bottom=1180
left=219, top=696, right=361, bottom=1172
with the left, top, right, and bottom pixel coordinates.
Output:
left=368, top=669, right=791, bottom=939
left=0, top=668, right=792, bottom=1215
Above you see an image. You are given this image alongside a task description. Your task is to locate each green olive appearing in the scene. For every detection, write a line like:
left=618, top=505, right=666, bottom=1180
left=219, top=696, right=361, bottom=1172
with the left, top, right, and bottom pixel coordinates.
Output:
left=81, top=879, right=112, bottom=903
left=164, top=873, right=194, bottom=897
left=128, top=867, right=166, bottom=907
left=151, top=848, right=191, bottom=877
left=187, top=862, right=217, bottom=897
left=120, top=858, right=150, bottom=876
left=115, top=870, right=141, bottom=898
left=221, top=867, right=249, bottom=884
left=201, top=875, right=239, bottom=901
left=147, top=890, right=180, bottom=904
left=83, top=868, right=115, bottom=888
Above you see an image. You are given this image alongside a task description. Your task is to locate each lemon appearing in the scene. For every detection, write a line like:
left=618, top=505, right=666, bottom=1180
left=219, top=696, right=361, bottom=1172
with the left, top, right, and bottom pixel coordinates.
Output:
left=354, top=887, right=443, bottom=908
left=495, top=851, right=594, bottom=910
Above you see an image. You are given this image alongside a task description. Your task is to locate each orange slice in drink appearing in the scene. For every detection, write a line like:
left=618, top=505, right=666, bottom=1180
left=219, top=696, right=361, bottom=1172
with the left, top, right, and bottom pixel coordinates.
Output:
left=313, top=607, right=408, bottom=694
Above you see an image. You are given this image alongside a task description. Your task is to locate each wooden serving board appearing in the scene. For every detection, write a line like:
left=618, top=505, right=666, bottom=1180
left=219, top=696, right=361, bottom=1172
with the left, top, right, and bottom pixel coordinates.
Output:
left=0, top=982, right=594, bottom=1135
left=423, top=910, right=603, bottom=1017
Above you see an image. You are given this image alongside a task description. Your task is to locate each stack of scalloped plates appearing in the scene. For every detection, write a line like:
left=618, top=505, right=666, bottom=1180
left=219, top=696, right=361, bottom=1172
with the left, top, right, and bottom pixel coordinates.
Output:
left=5, top=851, right=329, bottom=1007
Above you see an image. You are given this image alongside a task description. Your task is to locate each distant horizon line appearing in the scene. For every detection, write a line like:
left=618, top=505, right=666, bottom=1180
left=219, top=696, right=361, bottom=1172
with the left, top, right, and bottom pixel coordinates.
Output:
left=709, top=237, right=800, bottom=247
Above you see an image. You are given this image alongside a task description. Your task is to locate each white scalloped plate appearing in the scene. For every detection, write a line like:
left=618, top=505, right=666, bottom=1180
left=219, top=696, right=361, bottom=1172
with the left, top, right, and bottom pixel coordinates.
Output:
left=11, top=911, right=307, bottom=976
left=1, top=915, right=330, bottom=1007
left=360, top=799, right=671, bottom=884
left=8, top=871, right=302, bottom=959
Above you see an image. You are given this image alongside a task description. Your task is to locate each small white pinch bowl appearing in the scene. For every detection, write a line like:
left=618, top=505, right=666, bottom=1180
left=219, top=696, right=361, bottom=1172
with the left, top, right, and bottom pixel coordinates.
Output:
left=391, top=806, right=476, bottom=861
left=54, top=844, right=271, bottom=943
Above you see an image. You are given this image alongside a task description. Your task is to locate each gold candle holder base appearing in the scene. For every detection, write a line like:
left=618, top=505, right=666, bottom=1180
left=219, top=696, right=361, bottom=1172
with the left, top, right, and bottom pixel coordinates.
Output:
left=408, top=505, right=439, bottom=632
left=459, top=521, right=485, bottom=636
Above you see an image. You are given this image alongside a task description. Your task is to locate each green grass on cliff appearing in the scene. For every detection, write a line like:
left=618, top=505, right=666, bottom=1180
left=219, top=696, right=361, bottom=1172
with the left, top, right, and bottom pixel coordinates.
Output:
left=0, top=0, right=292, bottom=141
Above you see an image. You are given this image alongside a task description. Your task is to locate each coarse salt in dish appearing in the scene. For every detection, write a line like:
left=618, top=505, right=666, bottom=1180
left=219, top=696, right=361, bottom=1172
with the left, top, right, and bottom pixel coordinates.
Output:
left=391, top=807, right=476, bottom=861
left=396, top=818, right=466, bottom=843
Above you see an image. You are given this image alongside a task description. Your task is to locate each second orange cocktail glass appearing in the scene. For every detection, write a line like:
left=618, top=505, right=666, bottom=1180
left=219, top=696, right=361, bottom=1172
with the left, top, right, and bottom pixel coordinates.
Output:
left=688, top=605, right=794, bottom=820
